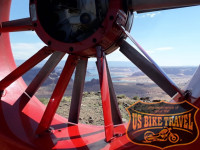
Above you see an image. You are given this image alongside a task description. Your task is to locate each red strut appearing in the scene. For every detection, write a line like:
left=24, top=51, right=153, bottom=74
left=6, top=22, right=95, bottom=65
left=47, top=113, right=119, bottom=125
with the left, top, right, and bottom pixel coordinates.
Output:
left=96, top=46, right=114, bottom=142
left=0, top=18, right=33, bottom=33
left=36, top=55, right=78, bottom=134
left=0, top=46, right=53, bottom=91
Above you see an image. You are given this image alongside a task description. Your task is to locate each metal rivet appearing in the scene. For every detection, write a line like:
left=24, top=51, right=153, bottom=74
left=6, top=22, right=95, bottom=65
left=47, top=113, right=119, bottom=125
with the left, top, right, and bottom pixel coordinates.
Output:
left=33, top=23, right=37, bottom=27
left=93, top=38, right=97, bottom=43
left=48, top=41, right=52, bottom=46
left=109, top=16, right=114, bottom=20
left=69, top=47, right=74, bottom=52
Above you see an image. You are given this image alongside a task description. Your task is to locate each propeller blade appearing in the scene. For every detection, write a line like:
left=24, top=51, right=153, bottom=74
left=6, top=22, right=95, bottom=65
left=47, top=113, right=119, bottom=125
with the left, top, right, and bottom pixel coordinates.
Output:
left=119, top=39, right=177, bottom=97
left=127, top=0, right=200, bottom=12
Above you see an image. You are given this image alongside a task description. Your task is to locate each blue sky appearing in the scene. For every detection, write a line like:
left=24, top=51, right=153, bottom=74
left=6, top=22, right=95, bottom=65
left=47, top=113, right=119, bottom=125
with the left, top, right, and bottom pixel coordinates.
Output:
left=10, top=1, right=200, bottom=66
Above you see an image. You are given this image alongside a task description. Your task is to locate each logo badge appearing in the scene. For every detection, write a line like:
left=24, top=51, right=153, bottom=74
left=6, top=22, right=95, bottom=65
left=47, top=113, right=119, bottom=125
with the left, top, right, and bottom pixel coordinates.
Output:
left=126, top=101, right=199, bottom=149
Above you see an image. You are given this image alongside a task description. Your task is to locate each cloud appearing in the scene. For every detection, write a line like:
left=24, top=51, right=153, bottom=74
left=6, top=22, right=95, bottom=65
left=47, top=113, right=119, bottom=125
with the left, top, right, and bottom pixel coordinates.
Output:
left=154, top=47, right=174, bottom=51
left=11, top=42, right=46, bottom=59
left=146, top=13, right=156, bottom=18
left=135, top=12, right=161, bottom=18
left=25, top=31, right=38, bottom=36
left=145, top=47, right=174, bottom=55
left=146, top=50, right=155, bottom=54
left=106, top=49, right=130, bottom=61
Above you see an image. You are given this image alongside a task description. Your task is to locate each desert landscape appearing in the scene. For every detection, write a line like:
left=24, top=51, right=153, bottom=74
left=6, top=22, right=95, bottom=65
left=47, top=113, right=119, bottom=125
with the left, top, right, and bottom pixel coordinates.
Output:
left=21, top=61, right=197, bottom=100
left=20, top=60, right=198, bottom=124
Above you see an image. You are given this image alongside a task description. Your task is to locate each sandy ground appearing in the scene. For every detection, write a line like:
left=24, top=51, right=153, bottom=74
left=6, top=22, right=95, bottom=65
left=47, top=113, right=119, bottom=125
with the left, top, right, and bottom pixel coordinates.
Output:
left=37, top=92, right=167, bottom=126
left=37, top=74, right=192, bottom=125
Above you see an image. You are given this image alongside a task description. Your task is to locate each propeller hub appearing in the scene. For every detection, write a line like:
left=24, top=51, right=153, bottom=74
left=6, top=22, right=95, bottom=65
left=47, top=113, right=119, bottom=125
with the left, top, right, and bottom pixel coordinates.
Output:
left=30, top=0, right=133, bottom=56
left=36, top=0, right=108, bottom=43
